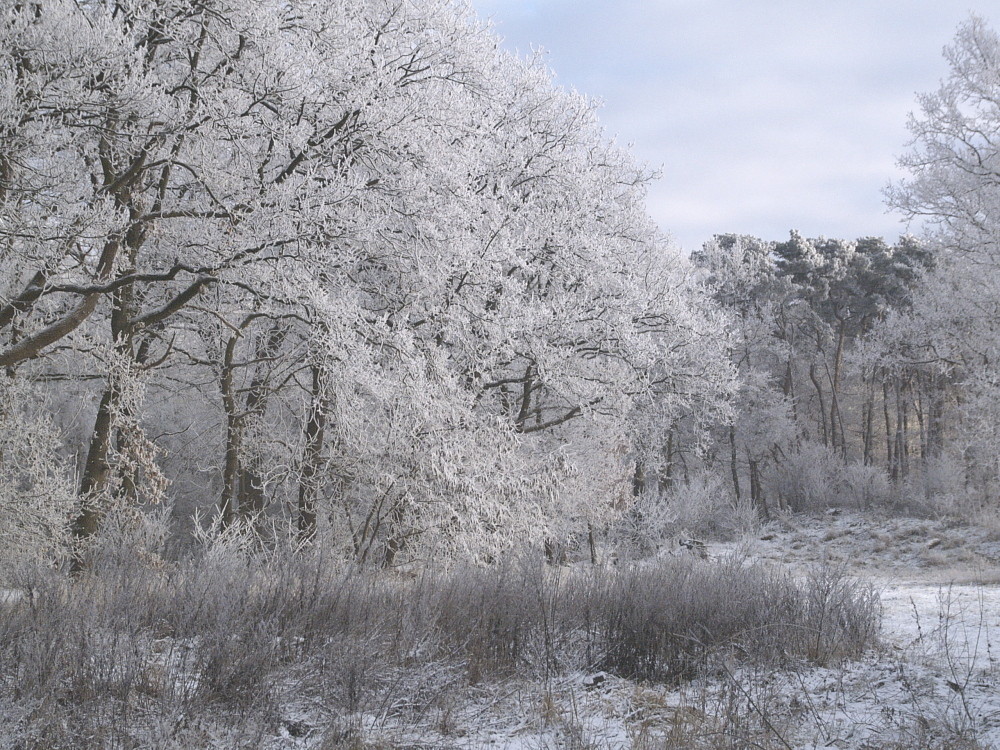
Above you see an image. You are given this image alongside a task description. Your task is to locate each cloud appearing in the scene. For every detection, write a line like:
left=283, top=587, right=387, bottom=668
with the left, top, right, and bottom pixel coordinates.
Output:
left=471, top=0, right=992, bottom=250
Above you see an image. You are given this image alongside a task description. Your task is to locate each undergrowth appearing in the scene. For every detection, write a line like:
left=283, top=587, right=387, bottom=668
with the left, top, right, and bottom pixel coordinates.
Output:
left=0, top=546, right=880, bottom=748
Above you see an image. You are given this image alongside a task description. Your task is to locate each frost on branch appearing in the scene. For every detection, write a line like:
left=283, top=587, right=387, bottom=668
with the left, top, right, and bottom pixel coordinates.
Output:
left=0, top=375, right=75, bottom=579
left=0, top=0, right=735, bottom=564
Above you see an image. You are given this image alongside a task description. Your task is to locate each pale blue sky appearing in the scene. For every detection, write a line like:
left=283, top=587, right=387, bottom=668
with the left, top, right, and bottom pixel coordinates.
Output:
left=470, top=1, right=989, bottom=252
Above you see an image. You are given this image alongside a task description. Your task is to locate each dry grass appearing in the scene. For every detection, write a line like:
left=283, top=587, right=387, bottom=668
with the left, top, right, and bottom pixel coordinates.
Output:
left=0, top=546, right=880, bottom=748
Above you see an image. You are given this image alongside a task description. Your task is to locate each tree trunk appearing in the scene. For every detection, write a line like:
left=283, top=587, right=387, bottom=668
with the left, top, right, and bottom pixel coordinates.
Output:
left=828, top=379, right=845, bottom=456
left=914, top=379, right=927, bottom=462
left=632, top=460, right=645, bottom=497
left=729, top=425, right=741, bottom=504
left=297, top=362, right=327, bottom=540
left=829, top=320, right=847, bottom=456
left=926, top=374, right=946, bottom=460
left=659, top=428, right=675, bottom=492
left=748, top=459, right=770, bottom=520
left=894, top=379, right=909, bottom=480
left=383, top=502, right=408, bottom=567
left=882, top=379, right=894, bottom=478
left=914, top=376, right=931, bottom=498
left=218, top=334, right=240, bottom=529
left=862, top=373, right=875, bottom=466
left=236, top=323, right=287, bottom=528
left=72, top=238, right=141, bottom=558
left=783, top=356, right=799, bottom=431
left=587, top=522, right=598, bottom=565
left=809, top=363, right=828, bottom=447
left=73, top=388, right=116, bottom=544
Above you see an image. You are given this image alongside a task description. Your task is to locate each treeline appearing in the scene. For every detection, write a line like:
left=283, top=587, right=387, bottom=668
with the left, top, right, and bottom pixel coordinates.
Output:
left=676, top=17, right=1000, bottom=525
left=2, top=2, right=1000, bottom=574
left=683, top=220, right=999, bottom=528
left=682, top=232, right=943, bottom=518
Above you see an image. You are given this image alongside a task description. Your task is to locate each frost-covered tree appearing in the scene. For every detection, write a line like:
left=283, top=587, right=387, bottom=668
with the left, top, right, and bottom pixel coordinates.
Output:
left=694, top=230, right=931, bottom=514
left=888, top=15, right=1000, bottom=261
left=0, top=0, right=733, bottom=564
left=885, top=15, right=1000, bottom=499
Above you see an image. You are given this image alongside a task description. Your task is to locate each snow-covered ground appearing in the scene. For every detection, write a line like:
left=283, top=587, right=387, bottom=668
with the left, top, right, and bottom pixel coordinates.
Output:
left=325, top=512, right=1000, bottom=749
left=722, top=509, right=1000, bottom=582
left=10, top=511, right=994, bottom=748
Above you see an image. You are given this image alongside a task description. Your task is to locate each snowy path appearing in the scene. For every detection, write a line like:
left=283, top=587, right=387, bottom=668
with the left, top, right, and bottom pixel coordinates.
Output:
left=879, top=580, right=1000, bottom=666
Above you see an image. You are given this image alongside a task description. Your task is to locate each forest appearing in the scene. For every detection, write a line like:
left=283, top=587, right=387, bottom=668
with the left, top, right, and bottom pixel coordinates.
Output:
left=2, top=0, right=1000, bottom=747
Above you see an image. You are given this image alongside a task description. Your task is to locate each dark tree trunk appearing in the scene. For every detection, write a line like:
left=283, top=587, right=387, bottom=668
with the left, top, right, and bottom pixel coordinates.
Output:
left=218, top=334, right=240, bottom=529
left=660, top=429, right=675, bottom=492
left=809, top=363, right=828, bottom=447
left=894, top=379, right=909, bottom=480
left=632, top=460, right=645, bottom=497
left=74, top=388, right=116, bottom=543
left=73, top=235, right=142, bottom=558
left=926, top=373, right=946, bottom=460
left=883, top=379, right=894, bottom=478
left=862, top=373, right=875, bottom=466
left=748, top=459, right=769, bottom=520
left=829, top=321, right=847, bottom=456
left=729, top=425, right=741, bottom=504
left=587, top=522, right=598, bottom=565
left=383, top=503, right=407, bottom=567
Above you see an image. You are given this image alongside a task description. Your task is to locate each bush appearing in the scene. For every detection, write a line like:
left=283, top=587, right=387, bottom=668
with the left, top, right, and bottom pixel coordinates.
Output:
left=613, top=472, right=758, bottom=554
left=772, top=443, right=894, bottom=512
left=0, top=543, right=880, bottom=747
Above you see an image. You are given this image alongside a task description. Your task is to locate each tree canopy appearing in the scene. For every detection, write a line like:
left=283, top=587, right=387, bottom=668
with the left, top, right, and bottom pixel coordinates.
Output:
left=0, top=0, right=733, bottom=568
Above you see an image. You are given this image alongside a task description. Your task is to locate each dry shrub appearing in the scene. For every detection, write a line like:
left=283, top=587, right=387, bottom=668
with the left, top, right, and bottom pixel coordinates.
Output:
left=614, top=471, right=760, bottom=554
left=591, top=557, right=879, bottom=681
left=772, top=443, right=894, bottom=512
left=0, top=536, right=880, bottom=748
